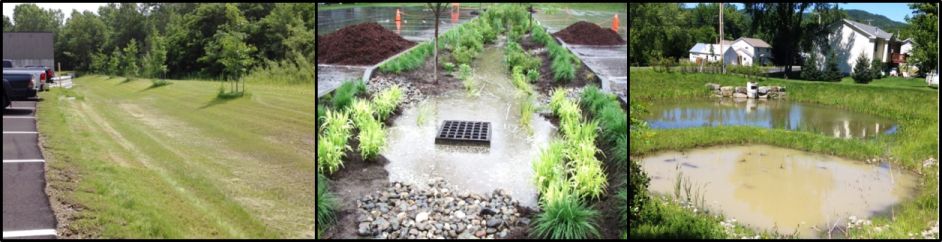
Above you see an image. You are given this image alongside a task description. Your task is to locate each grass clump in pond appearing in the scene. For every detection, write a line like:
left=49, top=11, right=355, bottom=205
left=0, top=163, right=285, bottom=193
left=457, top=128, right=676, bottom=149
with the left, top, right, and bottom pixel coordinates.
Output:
left=459, top=64, right=478, bottom=96
left=519, top=96, right=535, bottom=134
left=415, top=100, right=435, bottom=127
left=317, top=109, right=352, bottom=175
left=533, top=141, right=566, bottom=194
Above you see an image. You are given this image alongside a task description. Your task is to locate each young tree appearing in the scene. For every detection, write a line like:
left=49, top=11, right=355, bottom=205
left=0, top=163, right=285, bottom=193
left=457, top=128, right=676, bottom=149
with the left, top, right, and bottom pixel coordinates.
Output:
left=427, top=3, right=447, bottom=84
left=122, top=40, right=140, bottom=77
left=904, top=3, right=938, bottom=76
left=107, top=48, right=122, bottom=76
left=142, top=29, right=168, bottom=79
left=852, top=53, right=873, bottom=84
left=203, top=29, right=256, bottom=93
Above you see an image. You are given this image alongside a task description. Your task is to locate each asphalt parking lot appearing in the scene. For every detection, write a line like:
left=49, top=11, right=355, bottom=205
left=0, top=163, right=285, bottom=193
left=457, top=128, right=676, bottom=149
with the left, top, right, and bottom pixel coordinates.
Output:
left=3, top=100, right=58, bottom=239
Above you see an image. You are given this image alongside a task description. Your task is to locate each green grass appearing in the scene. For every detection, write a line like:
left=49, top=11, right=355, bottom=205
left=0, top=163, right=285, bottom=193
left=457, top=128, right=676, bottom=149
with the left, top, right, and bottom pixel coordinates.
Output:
left=532, top=193, right=603, bottom=240
left=38, top=75, right=315, bottom=238
left=316, top=173, right=338, bottom=229
left=371, top=84, right=403, bottom=121
left=318, top=109, right=353, bottom=175
left=328, top=80, right=366, bottom=110
left=630, top=69, right=939, bottom=239
left=379, top=43, right=432, bottom=74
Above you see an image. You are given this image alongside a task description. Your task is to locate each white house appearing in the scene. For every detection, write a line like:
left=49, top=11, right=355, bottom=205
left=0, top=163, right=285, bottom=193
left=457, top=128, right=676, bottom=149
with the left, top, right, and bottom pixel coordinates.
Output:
left=811, top=19, right=895, bottom=74
left=900, top=38, right=914, bottom=55
left=688, top=37, right=772, bottom=66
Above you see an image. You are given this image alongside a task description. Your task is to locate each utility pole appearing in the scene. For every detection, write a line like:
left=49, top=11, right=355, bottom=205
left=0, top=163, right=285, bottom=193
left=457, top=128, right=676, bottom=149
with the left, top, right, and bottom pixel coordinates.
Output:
left=720, top=3, right=726, bottom=74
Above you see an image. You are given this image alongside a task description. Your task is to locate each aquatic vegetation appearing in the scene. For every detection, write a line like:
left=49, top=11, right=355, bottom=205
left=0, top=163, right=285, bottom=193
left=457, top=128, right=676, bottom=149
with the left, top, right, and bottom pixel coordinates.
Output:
left=533, top=141, right=566, bottom=194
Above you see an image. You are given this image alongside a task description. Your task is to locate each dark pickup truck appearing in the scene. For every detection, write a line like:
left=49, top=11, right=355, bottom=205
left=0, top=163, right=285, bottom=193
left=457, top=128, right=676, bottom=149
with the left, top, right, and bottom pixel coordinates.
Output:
left=3, top=73, right=38, bottom=106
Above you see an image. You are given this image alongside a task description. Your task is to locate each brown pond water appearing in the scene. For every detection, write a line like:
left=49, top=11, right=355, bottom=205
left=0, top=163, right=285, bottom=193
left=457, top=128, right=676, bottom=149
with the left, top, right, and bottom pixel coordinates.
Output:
left=381, top=45, right=556, bottom=208
left=643, top=98, right=898, bottom=139
left=640, top=145, right=918, bottom=238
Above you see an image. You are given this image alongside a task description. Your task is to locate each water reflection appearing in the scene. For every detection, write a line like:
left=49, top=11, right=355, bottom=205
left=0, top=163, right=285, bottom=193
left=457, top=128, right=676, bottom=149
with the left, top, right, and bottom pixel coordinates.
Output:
left=644, top=98, right=898, bottom=138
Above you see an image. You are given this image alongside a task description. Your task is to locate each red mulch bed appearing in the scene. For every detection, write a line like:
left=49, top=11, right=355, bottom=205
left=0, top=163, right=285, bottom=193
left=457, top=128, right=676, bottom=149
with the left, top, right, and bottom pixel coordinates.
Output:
left=553, top=21, right=626, bottom=45
left=317, top=22, right=416, bottom=65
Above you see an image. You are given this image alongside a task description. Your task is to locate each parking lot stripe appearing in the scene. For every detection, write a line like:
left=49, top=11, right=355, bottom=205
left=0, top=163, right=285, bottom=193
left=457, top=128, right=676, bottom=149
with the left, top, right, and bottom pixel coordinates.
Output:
left=2, top=131, right=39, bottom=134
left=1, top=116, right=35, bottom=119
left=2, top=159, right=45, bottom=163
left=2, top=229, right=57, bottom=238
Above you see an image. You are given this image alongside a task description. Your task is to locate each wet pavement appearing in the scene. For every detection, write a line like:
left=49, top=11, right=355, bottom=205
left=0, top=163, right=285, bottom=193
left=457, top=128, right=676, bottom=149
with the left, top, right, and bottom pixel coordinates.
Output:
left=640, top=144, right=918, bottom=238
left=643, top=98, right=899, bottom=139
left=381, top=46, right=557, bottom=208
left=533, top=8, right=627, bottom=96
left=3, top=100, right=58, bottom=239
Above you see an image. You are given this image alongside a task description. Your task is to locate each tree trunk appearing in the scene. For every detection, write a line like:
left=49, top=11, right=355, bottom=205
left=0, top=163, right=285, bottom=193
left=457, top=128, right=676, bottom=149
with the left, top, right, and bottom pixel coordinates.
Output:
left=429, top=3, right=445, bottom=85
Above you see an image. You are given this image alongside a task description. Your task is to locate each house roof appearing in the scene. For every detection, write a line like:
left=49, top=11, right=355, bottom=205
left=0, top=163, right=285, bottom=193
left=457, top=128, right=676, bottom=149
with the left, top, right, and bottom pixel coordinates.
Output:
left=735, top=37, right=771, bottom=48
left=902, top=38, right=915, bottom=45
left=843, top=19, right=893, bottom=39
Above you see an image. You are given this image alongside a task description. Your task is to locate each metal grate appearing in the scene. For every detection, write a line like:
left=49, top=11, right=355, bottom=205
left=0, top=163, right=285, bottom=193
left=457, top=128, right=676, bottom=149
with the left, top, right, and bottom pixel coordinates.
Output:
left=435, top=120, right=491, bottom=145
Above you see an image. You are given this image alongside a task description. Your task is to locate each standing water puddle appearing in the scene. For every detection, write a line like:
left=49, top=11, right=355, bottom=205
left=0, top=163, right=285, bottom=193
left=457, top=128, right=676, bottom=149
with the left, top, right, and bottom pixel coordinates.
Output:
left=643, top=98, right=898, bottom=138
left=381, top=46, right=556, bottom=208
left=640, top=145, right=917, bottom=238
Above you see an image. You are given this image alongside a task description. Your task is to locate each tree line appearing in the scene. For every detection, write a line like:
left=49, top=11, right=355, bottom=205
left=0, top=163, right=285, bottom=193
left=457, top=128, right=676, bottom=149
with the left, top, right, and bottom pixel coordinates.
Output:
left=630, top=3, right=937, bottom=76
left=3, top=3, right=315, bottom=81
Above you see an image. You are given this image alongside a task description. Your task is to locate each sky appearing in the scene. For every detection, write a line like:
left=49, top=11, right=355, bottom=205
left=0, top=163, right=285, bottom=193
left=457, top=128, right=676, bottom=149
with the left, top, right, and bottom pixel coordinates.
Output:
left=682, top=3, right=914, bottom=23
left=3, top=3, right=108, bottom=24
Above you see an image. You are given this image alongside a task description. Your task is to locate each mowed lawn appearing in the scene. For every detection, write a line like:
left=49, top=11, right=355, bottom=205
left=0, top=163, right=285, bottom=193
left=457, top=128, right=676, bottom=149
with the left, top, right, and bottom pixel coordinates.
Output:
left=37, top=75, right=315, bottom=238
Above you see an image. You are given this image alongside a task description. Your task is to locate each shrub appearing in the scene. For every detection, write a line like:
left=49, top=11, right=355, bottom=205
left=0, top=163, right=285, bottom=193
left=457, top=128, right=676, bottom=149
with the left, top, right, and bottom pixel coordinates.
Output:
left=532, top=194, right=602, bottom=239
left=549, top=88, right=568, bottom=115
left=350, top=99, right=374, bottom=127
left=821, top=50, right=843, bottom=81
left=557, top=100, right=582, bottom=127
left=613, top=134, right=628, bottom=169
left=150, top=79, right=172, bottom=88
left=357, top=117, right=386, bottom=160
left=569, top=152, right=607, bottom=200
left=452, top=45, right=476, bottom=65
left=852, top=54, right=873, bottom=84
left=511, top=66, right=534, bottom=96
left=527, top=69, right=539, bottom=83
left=443, top=62, right=456, bottom=72
left=316, top=173, right=338, bottom=229
left=331, top=80, right=366, bottom=110
left=552, top=54, right=576, bottom=83
left=318, top=109, right=352, bottom=174
left=617, top=185, right=628, bottom=225
left=372, top=85, right=403, bottom=121
left=871, top=58, right=884, bottom=79
left=533, top=141, right=565, bottom=194
left=531, top=24, right=552, bottom=45
left=316, top=104, right=326, bottom=131
left=801, top=55, right=821, bottom=81
left=598, top=105, right=628, bottom=144
left=653, top=55, right=675, bottom=73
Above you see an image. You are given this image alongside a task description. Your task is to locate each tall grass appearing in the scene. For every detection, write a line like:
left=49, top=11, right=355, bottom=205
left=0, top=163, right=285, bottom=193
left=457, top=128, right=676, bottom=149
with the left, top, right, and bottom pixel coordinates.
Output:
left=244, top=54, right=314, bottom=85
left=519, top=96, right=535, bottom=134
left=316, top=173, right=338, bottom=230
left=533, top=141, right=566, bottom=194
left=357, top=117, right=386, bottom=160
left=532, top=193, right=602, bottom=240
left=330, top=80, right=366, bottom=110
left=371, top=84, right=402, bottom=121
left=459, top=64, right=477, bottom=96
left=317, top=109, right=352, bottom=174
left=379, top=43, right=432, bottom=74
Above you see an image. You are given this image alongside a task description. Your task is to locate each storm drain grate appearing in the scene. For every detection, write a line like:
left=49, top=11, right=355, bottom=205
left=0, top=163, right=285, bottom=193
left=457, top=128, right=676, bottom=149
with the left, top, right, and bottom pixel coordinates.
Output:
left=435, top=120, right=491, bottom=145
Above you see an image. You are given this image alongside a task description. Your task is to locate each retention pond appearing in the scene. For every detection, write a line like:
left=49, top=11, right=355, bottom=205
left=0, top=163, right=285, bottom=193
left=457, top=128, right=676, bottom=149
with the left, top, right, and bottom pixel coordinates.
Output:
left=640, top=144, right=918, bottom=238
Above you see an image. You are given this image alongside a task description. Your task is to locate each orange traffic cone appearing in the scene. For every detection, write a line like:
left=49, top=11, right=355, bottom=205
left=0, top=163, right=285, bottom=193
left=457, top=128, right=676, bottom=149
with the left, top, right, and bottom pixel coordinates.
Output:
left=396, top=8, right=402, bottom=22
left=612, top=14, right=619, bottom=32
